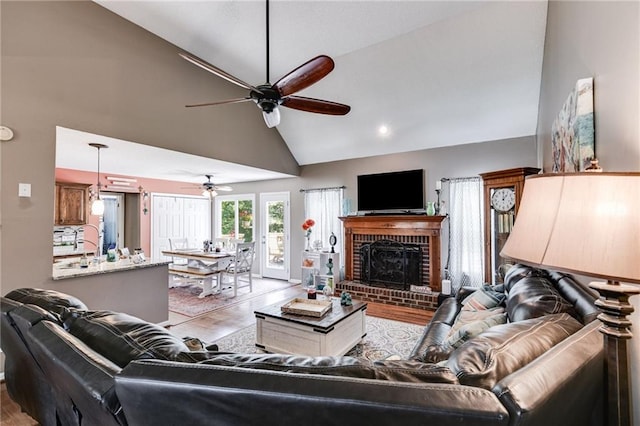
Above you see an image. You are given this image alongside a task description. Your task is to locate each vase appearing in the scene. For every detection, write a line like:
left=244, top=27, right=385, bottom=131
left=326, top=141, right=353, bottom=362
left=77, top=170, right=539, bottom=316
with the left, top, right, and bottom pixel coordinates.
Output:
left=305, top=235, right=311, bottom=251
left=426, top=202, right=436, bottom=216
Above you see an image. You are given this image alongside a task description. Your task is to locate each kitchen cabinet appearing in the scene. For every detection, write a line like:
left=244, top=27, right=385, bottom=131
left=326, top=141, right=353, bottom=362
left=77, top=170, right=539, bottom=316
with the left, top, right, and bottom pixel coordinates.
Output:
left=54, top=182, right=90, bottom=225
left=479, top=167, right=539, bottom=284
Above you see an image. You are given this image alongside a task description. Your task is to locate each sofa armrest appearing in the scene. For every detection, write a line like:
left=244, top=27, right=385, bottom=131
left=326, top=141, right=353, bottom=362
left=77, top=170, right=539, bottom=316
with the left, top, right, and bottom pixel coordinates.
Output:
left=492, top=321, right=604, bottom=426
left=28, top=321, right=126, bottom=426
left=408, top=296, right=461, bottom=361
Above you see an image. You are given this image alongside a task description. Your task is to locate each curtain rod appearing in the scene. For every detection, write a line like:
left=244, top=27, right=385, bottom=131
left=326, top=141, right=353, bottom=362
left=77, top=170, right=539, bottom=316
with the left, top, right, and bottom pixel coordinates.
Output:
left=300, top=185, right=346, bottom=193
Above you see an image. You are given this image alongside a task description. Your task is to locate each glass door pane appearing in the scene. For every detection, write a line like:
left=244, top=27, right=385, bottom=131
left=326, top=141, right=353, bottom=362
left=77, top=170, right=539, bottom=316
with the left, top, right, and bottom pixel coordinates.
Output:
left=260, top=192, right=289, bottom=280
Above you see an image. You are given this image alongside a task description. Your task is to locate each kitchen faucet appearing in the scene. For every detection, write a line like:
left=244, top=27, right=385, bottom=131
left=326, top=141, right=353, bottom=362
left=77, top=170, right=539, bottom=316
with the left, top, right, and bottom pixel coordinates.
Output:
left=77, top=239, right=100, bottom=262
left=73, top=224, right=102, bottom=250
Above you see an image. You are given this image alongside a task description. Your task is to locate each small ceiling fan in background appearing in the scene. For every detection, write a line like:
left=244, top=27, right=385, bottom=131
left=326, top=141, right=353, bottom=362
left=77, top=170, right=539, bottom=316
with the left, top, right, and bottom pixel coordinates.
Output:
left=179, top=0, right=351, bottom=128
left=182, top=175, right=232, bottom=199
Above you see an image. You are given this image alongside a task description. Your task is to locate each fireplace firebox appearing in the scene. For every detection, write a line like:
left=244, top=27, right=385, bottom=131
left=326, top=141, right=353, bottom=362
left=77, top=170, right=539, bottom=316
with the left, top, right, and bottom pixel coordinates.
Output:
left=360, top=239, right=422, bottom=290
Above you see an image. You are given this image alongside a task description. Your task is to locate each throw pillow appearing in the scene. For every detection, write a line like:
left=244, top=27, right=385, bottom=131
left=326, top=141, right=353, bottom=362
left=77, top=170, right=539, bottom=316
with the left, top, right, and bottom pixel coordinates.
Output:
left=506, top=276, right=576, bottom=322
left=461, top=286, right=506, bottom=312
left=446, top=313, right=508, bottom=349
left=451, top=307, right=506, bottom=334
left=446, top=313, right=582, bottom=390
left=422, top=309, right=506, bottom=363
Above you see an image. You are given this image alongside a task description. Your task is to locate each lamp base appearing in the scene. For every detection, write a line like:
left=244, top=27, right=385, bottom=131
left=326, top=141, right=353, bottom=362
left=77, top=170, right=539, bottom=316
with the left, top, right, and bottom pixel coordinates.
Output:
left=589, top=280, right=640, bottom=426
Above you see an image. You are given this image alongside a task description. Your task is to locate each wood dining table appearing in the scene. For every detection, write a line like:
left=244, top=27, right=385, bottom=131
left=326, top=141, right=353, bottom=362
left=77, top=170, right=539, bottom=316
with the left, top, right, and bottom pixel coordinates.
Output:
left=162, top=249, right=235, bottom=298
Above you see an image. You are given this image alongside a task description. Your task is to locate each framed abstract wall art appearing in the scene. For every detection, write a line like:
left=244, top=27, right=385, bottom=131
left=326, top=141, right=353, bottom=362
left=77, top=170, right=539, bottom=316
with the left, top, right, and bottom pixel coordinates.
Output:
left=551, top=77, right=595, bottom=172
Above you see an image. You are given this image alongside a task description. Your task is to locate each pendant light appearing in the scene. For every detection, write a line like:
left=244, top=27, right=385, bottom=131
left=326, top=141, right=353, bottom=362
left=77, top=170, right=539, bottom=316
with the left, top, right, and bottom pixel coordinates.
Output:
left=89, top=143, right=108, bottom=215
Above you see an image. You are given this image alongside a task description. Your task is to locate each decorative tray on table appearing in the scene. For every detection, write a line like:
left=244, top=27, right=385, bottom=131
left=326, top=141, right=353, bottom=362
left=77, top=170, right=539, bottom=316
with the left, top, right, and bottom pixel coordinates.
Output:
left=281, top=298, right=332, bottom=318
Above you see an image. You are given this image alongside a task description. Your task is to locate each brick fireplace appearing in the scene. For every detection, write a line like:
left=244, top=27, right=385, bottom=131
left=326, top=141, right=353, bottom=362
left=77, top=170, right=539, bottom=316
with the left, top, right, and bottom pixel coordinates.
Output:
left=337, top=215, right=446, bottom=310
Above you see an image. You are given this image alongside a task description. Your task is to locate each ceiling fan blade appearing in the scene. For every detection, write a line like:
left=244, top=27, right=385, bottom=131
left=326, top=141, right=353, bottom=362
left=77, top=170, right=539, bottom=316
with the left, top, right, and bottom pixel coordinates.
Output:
left=281, top=96, right=351, bottom=115
left=179, top=52, right=264, bottom=94
left=273, top=55, right=335, bottom=97
left=215, top=186, right=233, bottom=192
left=185, top=98, right=253, bottom=108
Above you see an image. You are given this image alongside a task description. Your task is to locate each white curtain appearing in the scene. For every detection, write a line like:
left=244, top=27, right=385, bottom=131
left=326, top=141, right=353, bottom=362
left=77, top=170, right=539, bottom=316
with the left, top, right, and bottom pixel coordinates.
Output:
left=446, top=178, right=484, bottom=292
left=303, top=188, right=344, bottom=272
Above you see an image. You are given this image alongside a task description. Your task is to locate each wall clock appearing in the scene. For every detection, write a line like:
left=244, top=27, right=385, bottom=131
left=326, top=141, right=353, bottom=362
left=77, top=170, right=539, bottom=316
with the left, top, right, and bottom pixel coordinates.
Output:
left=491, top=188, right=516, bottom=212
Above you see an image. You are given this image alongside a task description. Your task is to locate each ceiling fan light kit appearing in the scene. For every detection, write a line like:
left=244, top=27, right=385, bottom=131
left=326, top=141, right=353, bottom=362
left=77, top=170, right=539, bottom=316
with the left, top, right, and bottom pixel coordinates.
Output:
left=263, top=107, right=280, bottom=128
left=188, top=174, right=232, bottom=199
left=180, top=0, right=350, bottom=128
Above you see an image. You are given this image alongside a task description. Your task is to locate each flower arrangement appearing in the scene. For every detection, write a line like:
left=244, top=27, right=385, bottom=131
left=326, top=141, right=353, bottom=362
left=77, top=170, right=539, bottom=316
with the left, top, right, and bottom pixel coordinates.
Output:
left=302, top=218, right=315, bottom=251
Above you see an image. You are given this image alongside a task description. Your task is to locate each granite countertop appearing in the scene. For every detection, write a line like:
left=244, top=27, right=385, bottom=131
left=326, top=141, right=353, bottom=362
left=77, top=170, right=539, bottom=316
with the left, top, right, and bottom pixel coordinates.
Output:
left=52, top=257, right=170, bottom=280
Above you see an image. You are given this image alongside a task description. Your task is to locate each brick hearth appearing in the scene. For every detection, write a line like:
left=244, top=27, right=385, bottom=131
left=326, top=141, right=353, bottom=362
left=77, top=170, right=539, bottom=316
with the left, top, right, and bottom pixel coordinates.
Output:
left=336, top=281, right=439, bottom=311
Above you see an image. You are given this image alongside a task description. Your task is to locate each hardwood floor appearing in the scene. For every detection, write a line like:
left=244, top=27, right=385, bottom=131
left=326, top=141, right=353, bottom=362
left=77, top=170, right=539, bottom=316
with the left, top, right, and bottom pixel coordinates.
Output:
left=1, top=278, right=433, bottom=424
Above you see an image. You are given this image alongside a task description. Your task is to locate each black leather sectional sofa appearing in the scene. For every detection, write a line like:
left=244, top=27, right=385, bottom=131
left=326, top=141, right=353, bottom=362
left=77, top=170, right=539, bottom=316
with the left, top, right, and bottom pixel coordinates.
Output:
left=1, top=264, right=604, bottom=425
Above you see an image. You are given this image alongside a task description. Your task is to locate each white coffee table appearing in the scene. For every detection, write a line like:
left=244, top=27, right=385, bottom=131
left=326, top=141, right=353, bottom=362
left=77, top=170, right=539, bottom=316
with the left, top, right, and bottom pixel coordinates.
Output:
left=254, top=298, right=367, bottom=356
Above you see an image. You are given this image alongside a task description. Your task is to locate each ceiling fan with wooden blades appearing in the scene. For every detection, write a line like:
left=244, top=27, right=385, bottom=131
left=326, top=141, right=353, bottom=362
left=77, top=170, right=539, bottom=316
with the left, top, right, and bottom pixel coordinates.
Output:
left=179, top=0, right=350, bottom=128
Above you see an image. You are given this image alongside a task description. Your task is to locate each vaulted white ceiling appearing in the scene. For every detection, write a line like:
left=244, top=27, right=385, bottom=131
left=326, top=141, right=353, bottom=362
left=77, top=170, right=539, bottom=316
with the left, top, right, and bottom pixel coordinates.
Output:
left=83, top=0, right=547, bottom=174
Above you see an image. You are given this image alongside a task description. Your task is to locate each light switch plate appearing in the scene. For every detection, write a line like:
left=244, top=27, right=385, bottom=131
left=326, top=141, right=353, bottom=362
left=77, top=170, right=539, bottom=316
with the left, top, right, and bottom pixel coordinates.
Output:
left=18, top=183, right=31, bottom=197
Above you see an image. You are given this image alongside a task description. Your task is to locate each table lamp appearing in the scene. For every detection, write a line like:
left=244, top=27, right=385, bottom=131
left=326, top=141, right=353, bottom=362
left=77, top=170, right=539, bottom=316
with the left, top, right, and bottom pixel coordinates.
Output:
left=501, top=172, right=640, bottom=426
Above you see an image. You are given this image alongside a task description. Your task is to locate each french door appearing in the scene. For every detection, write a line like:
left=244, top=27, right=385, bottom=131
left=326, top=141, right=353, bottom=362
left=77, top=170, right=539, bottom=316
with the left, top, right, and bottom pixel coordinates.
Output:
left=260, top=192, right=290, bottom=280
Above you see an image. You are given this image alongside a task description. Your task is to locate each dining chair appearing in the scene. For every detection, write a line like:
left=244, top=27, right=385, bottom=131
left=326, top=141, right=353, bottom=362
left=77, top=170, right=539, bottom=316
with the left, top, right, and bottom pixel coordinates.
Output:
left=227, top=238, right=244, bottom=252
left=214, top=237, right=230, bottom=251
left=168, top=238, right=197, bottom=288
left=222, top=241, right=255, bottom=297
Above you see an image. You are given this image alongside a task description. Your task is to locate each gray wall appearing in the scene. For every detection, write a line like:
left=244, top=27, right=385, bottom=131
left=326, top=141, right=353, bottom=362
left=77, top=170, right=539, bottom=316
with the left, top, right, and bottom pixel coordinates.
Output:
left=537, top=0, right=639, bottom=419
left=1, top=1, right=298, bottom=295
left=232, top=135, right=537, bottom=281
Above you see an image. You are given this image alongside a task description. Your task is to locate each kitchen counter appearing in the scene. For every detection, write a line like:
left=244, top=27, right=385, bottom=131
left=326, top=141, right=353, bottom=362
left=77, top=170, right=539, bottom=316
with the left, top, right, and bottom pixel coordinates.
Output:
left=50, top=258, right=171, bottom=324
left=52, top=258, right=170, bottom=280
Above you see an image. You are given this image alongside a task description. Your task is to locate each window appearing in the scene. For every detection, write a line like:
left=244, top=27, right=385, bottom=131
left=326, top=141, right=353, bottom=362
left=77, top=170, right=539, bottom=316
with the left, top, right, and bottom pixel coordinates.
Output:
left=303, top=187, right=344, bottom=268
left=216, top=195, right=255, bottom=242
left=445, top=178, right=484, bottom=292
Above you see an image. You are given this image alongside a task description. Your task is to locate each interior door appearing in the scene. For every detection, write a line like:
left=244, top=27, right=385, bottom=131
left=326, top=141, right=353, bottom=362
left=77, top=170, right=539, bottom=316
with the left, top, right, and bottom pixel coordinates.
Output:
left=101, top=192, right=125, bottom=254
left=151, top=194, right=211, bottom=260
left=260, top=192, right=289, bottom=280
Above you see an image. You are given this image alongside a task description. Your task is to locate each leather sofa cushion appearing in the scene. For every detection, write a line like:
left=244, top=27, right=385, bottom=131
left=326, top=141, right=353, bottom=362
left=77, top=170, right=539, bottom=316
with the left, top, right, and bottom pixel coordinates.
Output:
left=66, top=310, right=192, bottom=368
left=6, top=288, right=87, bottom=322
left=548, top=271, right=599, bottom=324
left=198, top=353, right=459, bottom=384
left=503, top=264, right=548, bottom=294
left=447, top=313, right=582, bottom=390
left=506, top=276, right=576, bottom=322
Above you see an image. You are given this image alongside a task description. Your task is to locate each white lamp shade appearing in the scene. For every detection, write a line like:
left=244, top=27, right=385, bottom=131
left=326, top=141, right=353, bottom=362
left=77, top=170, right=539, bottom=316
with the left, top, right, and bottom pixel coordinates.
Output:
left=262, top=107, right=280, bottom=128
left=501, top=173, right=640, bottom=284
left=91, top=199, right=105, bottom=216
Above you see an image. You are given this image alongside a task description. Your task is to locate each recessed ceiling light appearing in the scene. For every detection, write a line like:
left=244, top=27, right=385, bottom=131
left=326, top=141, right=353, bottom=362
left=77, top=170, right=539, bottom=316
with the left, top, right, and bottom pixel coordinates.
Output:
left=378, top=125, right=390, bottom=136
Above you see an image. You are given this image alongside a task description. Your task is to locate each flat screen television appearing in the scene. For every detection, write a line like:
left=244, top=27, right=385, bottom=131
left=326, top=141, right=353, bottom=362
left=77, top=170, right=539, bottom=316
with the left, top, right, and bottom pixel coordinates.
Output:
left=357, top=169, right=425, bottom=213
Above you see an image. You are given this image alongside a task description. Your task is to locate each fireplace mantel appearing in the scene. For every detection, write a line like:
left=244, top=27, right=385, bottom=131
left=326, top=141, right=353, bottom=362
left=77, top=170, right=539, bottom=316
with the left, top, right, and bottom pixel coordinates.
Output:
left=340, top=215, right=446, bottom=291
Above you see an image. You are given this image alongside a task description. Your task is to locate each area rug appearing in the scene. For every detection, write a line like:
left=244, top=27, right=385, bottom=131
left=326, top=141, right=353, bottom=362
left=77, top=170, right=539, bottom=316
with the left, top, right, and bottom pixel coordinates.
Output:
left=213, top=316, right=423, bottom=361
left=169, top=280, right=299, bottom=318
